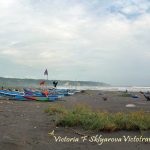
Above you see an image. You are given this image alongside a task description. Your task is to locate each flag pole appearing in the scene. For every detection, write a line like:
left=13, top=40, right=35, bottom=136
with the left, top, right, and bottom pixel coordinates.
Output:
left=46, top=73, right=48, bottom=89
left=44, top=69, right=48, bottom=89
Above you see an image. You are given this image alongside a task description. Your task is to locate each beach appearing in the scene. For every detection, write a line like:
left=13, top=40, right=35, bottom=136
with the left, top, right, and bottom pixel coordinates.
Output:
left=0, top=90, right=150, bottom=150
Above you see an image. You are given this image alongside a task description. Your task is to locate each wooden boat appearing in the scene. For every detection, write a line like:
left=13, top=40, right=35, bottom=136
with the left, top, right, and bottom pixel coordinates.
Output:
left=23, top=95, right=49, bottom=101
left=11, top=95, right=28, bottom=101
left=0, top=88, right=79, bottom=102
left=23, top=95, right=58, bottom=101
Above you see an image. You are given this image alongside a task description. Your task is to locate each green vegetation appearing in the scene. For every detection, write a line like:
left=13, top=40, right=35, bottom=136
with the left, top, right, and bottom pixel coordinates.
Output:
left=120, top=93, right=132, bottom=97
left=45, top=104, right=150, bottom=131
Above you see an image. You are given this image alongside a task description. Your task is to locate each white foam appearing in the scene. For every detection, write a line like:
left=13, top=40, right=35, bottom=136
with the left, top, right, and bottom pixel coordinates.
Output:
left=57, top=86, right=150, bottom=92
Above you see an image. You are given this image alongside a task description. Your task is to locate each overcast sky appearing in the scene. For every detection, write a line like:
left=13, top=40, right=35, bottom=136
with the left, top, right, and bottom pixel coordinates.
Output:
left=0, top=0, right=150, bottom=86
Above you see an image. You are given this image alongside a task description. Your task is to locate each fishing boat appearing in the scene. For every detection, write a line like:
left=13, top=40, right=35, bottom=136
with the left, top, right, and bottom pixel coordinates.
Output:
left=11, top=95, right=28, bottom=101
left=23, top=95, right=49, bottom=101
left=0, top=77, right=78, bottom=102
left=23, top=95, right=58, bottom=101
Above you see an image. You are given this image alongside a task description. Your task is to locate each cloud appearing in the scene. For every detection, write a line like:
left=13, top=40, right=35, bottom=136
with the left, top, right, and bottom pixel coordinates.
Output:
left=109, top=0, right=150, bottom=19
left=0, top=0, right=150, bottom=85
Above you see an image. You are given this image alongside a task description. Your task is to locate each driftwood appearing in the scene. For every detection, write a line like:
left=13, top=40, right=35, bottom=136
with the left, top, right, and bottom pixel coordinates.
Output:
left=143, top=94, right=150, bottom=101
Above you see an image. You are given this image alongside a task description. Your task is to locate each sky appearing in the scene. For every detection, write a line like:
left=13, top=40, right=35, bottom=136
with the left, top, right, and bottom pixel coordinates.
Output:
left=0, top=0, right=150, bottom=86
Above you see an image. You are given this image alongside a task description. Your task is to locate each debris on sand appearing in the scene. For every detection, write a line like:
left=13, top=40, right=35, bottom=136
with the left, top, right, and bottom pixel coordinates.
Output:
left=81, top=90, right=85, bottom=93
left=126, top=104, right=136, bottom=108
left=102, top=97, right=108, bottom=101
left=98, top=93, right=103, bottom=95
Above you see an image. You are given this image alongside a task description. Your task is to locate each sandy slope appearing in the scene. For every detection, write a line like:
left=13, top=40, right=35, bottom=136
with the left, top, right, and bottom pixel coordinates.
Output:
left=0, top=91, right=149, bottom=150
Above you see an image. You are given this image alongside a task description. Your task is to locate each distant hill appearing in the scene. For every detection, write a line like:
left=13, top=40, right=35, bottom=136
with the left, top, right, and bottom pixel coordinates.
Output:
left=0, top=77, right=110, bottom=88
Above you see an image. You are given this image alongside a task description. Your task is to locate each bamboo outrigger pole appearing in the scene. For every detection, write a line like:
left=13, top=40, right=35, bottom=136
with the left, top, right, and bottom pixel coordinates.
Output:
left=44, top=69, right=48, bottom=89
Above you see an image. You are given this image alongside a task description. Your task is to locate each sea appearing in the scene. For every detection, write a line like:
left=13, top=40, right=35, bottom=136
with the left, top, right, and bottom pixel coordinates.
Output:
left=58, top=86, right=150, bottom=92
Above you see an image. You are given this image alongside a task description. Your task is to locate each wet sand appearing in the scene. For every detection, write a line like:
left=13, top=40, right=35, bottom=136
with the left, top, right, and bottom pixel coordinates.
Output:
left=0, top=90, right=150, bottom=150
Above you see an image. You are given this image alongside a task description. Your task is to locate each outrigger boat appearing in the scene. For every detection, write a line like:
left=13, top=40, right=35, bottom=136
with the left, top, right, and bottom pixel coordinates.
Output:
left=0, top=88, right=79, bottom=102
left=0, top=68, right=81, bottom=101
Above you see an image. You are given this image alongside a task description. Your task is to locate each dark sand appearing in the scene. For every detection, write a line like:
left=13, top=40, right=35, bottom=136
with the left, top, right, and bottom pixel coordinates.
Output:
left=0, top=90, right=150, bottom=150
